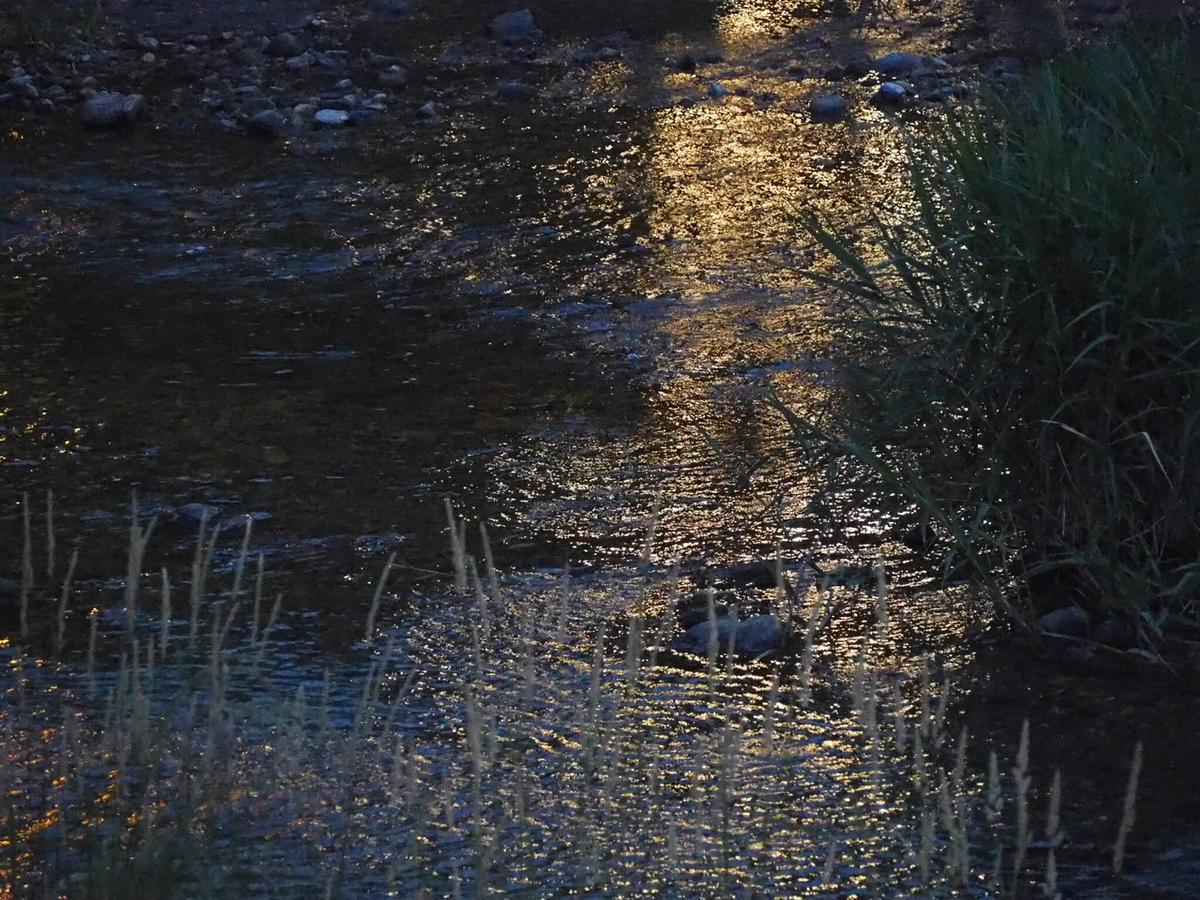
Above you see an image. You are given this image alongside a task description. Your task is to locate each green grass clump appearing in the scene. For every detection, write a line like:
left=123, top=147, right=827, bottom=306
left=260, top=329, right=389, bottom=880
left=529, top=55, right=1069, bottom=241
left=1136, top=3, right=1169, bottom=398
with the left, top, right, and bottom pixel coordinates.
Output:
left=780, top=36, right=1200, bottom=639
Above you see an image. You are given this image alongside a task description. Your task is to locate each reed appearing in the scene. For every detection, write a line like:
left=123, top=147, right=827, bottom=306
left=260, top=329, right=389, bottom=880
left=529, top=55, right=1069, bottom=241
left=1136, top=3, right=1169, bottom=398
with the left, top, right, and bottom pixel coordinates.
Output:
left=780, top=36, right=1200, bottom=636
left=1113, top=741, right=1143, bottom=876
left=1, top=497, right=1147, bottom=896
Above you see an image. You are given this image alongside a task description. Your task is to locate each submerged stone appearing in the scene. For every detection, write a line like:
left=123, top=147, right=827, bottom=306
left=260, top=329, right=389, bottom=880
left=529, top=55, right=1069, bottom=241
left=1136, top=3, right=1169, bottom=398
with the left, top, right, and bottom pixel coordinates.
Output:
left=246, top=109, right=287, bottom=138
left=81, top=92, right=144, bottom=129
left=686, top=616, right=737, bottom=649
left=490, top=9, right=538, bottom=43
left=498, top=81, right=537, bottom=102
left=737, top=615, right=786, bottom=653
left=810, top=93, right=847, bottom=121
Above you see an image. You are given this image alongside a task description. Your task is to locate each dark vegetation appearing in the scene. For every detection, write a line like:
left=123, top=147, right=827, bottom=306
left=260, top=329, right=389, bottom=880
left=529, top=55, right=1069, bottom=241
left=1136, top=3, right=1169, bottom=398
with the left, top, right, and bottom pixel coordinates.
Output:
left=782, top=35, right=1200, bottom=644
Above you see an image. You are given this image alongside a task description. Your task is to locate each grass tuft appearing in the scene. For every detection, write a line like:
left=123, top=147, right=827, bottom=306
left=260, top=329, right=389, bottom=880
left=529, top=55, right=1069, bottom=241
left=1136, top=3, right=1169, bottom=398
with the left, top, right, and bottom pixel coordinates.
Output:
left=779, top=36, right=1200, bottom=638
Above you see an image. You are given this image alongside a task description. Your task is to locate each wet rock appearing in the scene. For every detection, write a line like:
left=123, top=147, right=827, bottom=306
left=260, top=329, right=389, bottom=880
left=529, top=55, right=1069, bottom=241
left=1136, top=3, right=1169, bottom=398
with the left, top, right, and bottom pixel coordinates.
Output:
left=313, top=108, right=351, bottom=128
left=737, top=615, right=786, bottom=653
left=378, top=65, right=408, bottom=89
left=1093, top=616, right=1136, bottom=649
left=490, top=9, right=539, bottom=43
left=6, top=74, right=38, bottom=99
left=416, top=100, right=440, bottom=119
left=874, top=81, right=907, bottom=104
left=498, top=80, right=537, bottom=101
left=135, top=34, right=160, bottom=51
left=175, top=502, right=220, bottom=526
left=983, top=56, right=1023, bottom=80
left=686, top=616, right=737, bottom=649
left=707, top=81, right=729, bottom=99
left=265, top=32, right=302, bottom=58
left=1039, top=606, right=1090, bottom=638
left=874, top=52, right=925, bottom=76
left=676, top=592, right=732, bottom=629
left=285, top=52, right=314, bottom=71
left=219, top=511, right=273, bottom=531
left=246, top=109, right=287, bottom=139
left=809, top=92, right=847, bottom=121
left=673, top=53, right=697, bottom=73
left=925, top=83, right=970, bottom=102
left=372, top=0, right=413, bottom=19
left=712, top=562, right=779, bottom=589
left=353, top=532, right=407, bottom=555
left=81, top=92, right=144, bottom=129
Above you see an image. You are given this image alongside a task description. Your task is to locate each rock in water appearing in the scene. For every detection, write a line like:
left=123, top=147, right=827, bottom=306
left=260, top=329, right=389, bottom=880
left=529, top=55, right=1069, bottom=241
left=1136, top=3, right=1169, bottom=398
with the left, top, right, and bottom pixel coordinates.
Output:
left=685, top=616, right=737, bottom=650
left=81, top=92, right=144, bottom=129
left=736, top=615, right=786, bottom=653
left=378, top=65, right=408, bottom=89
left=246, top=109, right=287, bottom=138
left=497, top=81, right=537, bottom=101
left=874, top=81, right=907, bottom=104
left=873, top=52, right=924, bottom=76
left=490, top=9, right=538, bottom=42
left=6, top=75, right=38, bottom=99
left=265, top=32, right=302, bottom=58
left=313, top=108, right=351, bottom=128
left=809, top=93, right=847, bottom=121
left=1038, top=606, right=1090, bottom=638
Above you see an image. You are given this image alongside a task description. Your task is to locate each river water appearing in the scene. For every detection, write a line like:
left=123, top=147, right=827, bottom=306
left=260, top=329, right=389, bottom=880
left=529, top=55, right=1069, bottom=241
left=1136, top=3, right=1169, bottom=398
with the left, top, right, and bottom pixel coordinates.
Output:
left=1, top=0, right=1198, bottom=895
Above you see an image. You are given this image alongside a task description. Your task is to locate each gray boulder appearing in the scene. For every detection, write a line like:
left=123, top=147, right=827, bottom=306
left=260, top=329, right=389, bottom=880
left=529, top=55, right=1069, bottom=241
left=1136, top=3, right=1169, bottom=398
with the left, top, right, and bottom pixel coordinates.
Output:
left=81, top=92, right=144, bottom=129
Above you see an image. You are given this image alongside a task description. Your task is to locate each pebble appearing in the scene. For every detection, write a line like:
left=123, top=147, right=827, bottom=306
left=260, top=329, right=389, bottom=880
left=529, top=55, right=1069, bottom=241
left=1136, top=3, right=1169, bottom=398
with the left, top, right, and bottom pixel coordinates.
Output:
left=498, top=80, right=537, bottom=101
left=810, top=92, right=848, bottom=121
left=265, top=32, right=302, bottom=59
left=6, top=75, right=38, bottom=99
left=246, top=108, right=287, bottom=138
left=378, top=65, right=408, bottom=88
left=874, top=81, right=907, bottom=104
left=490, top=9, right=539, bottom=43
left=874, top=51, right=925, bottom=76
left=313, top=108, right=351, bottom=128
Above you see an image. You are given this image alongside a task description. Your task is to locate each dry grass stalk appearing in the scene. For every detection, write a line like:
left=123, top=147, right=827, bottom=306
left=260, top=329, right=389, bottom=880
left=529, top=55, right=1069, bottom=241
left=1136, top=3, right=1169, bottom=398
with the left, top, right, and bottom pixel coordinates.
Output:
left=364, top=551, right=397, bottom=641
left=20, top=492, right=33, bottom=639
left=1112, top=741, right=1143, bottom=875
